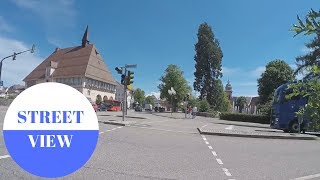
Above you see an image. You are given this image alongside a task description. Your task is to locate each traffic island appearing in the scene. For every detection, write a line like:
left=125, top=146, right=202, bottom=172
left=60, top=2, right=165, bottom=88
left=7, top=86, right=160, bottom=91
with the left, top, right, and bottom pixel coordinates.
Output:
left=98, top=119, right=137, bottom=126
left=197, top=127, right=318, bottom=140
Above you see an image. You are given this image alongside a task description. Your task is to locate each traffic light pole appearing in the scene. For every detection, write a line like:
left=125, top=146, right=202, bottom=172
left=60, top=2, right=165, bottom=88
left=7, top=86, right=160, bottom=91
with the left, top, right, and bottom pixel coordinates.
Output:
left=122, top=68, right=127, bottom=121
left=115, top=64, right=136, bottom=121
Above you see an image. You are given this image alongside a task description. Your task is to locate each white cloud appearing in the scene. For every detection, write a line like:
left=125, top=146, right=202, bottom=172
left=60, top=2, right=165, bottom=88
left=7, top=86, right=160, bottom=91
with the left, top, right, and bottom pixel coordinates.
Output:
left=146, top=92, right=160, bottom=99
left=222, top=67, right=240, bottom=76
left=0, top=36, right=42, bottom=87
left=0, top=16, right=14, bottom=33
left=251, top=66, right=265, bottom=77
left=12, top=0, right=76, bottom=46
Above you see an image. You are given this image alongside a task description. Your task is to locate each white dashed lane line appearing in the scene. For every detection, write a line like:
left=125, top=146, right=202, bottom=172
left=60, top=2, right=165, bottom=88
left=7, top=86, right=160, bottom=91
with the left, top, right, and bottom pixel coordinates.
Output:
left=0, top=155, right=10, bottom=160
left=222, top=168, right=232, bottom=177
left=211, top=151, right=217, bottom=156
left=201, top=135, right=235, bottom=179
left=99, top=126, right=123, bottom=134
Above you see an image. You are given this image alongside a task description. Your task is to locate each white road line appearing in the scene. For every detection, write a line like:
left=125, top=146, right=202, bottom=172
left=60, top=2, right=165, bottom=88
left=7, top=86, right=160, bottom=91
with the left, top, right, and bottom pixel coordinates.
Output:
left=216, top=158, right=223, bottom=165
left=0, top=155, right=10, bottom=159
left=211, top=151, right=217, bottom=156
left=222, top=168, right=232, bottom=177
left=208, top=146, right=213, bottom=150
left=205, top=141, right=209, bottom=145
left=200, top=124, right=208, bottom=128
left=203, top=138, right=207, bottom=141
left=99, top=127, right=122, bottom=134
left=201, top=135, right=206, bottom=138
left=130, top=126, right=191, bottom=134
left=292, top=173, right=320, bottom=180
left=225, top=125, right=234, bottom=130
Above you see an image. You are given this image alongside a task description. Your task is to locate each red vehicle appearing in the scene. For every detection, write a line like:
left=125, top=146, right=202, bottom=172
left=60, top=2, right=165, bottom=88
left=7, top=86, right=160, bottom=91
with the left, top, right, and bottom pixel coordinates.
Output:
left=105, top=100, right=121, bottom=111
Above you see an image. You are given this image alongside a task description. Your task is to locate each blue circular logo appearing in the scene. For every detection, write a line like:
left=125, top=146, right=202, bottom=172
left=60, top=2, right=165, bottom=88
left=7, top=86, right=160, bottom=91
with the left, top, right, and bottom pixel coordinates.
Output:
left=3, top=83, right=99, bottom=178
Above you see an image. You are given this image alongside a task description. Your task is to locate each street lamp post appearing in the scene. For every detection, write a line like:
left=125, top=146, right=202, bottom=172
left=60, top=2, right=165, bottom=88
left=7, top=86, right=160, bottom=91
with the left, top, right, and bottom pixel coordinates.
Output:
left=168, top=87, right=176, bottom=115
left=0, top=44, right=35, bottom=87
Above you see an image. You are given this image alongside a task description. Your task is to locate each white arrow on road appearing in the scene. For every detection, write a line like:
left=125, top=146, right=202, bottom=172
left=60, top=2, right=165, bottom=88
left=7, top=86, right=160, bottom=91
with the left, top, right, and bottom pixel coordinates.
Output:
left=225, top=125, right=234, bottom=130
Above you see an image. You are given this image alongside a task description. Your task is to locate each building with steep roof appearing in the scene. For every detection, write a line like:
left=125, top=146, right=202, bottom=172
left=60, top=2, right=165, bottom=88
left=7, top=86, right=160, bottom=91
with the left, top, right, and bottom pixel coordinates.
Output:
left=23, top=26, right=117, bottom=102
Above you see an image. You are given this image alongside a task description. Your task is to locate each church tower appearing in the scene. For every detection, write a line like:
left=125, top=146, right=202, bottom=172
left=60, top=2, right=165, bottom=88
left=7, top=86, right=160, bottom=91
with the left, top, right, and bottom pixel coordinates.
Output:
left=225, top=80, right=233, bottom=102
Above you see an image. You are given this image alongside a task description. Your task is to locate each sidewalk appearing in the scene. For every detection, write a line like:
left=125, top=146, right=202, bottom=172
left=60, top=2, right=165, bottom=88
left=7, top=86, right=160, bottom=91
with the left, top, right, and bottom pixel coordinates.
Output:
left=153, top=112, right=318, bottom=140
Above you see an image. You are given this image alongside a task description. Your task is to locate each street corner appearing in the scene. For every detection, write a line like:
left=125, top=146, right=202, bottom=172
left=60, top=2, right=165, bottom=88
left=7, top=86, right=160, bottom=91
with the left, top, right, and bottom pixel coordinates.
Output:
left=197, top=124, right=319, bottom=140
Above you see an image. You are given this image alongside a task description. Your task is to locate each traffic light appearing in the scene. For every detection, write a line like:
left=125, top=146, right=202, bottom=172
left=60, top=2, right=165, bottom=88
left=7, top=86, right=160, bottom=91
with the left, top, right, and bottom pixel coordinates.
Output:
left=115, top=67, right=122, bottom=74
left=121, top=74, right=126, bottom=85
left=127, top=71, right=134, bottom=85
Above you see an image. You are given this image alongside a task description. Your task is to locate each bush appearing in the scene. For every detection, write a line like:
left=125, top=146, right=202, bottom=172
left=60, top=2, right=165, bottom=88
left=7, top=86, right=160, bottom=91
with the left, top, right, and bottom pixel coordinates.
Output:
left=220, top=112, right=270, bottom=124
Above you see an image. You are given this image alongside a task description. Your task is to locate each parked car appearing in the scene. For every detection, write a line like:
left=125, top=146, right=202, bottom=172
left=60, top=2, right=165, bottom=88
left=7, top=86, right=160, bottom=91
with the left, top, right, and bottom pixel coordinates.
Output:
left=99, top=104, right=108, bottom=111
left=135, top=105, right=142, bottom=112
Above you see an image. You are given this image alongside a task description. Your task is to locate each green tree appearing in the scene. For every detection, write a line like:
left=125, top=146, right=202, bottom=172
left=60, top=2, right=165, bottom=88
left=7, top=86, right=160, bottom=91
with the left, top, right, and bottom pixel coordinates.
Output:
left=193, top=22, right=225, bottom=111
left=287, top=11, right=320, bottom=131
left=236, top=96, right=247, bottom=113
left=221, top=92, right=232, bottom=112
left=291, top=9, right=320, bottom=36
left=199, top=99, right=210, bottom=112
left=145, top=96, right=155, bottom=106
left=291, top=9, right=320, bottom=79
left=295, top=34, right=320, bottom=79
left=133, top=88, right=145, bottom=105
left=158, top=64, right=191, bottom=112
left=188, top=95, right=200, bottom=108
left=257, top=60, right=295, bottom=104
left=96, top=94, right=102, bottom=105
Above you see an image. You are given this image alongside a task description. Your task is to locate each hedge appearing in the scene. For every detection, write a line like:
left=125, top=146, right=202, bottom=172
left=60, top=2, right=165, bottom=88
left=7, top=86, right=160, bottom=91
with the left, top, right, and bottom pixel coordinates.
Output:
left=219, top=112, right=270, bottom=124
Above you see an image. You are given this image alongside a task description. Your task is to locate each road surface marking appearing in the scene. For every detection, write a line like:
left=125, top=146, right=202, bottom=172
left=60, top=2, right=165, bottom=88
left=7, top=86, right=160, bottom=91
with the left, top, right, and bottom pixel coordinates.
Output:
left=216, top=158, right=223, bottom=165
left=0, top=155, right=10, bottom=159
left=205, top=141, right=209, bottom=144
left=208, top=146, right=213, bottom=150
left=129, top=126, right=193, bottom=134
left=225, top=125, right=234, bottom=130
left=201, top=124, right=208, bottom=128
left=211, top=151, right=217, bottom=156
left=292, top=173, right=320, bottom=180
left=201, top=135, right=206, bottom=138
left=222, top=168, right=232, bottom=176
left=99, top=127, right=122, bottom=134
left=203, top=138, right=207, bottom=141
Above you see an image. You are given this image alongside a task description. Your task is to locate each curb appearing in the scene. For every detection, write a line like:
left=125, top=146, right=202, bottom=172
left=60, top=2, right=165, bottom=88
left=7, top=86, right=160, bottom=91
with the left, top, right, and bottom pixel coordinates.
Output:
left=152, top=113, right=183, bottom=119
left=197, top=128, right=318, bottom=140
left=98, top=120, right=136, bottom=126
left=115, top=115, right=147, bottom=119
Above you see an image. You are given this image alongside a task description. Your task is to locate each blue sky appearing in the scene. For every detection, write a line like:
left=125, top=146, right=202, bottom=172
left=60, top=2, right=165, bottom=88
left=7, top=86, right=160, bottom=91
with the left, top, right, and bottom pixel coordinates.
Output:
left=0, top=0, right=318, bottom=98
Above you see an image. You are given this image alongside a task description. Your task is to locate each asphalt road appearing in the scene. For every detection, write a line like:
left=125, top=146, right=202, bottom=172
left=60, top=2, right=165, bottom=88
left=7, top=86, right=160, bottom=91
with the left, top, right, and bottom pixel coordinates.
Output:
left=1, top=109, right=320, bottom=180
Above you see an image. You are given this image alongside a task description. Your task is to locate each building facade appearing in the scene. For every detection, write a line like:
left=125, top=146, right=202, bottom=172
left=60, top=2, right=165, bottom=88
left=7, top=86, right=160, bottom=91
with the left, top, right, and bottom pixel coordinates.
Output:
left=115, top=81, right=134, bottom=108
left=23, top=26, right=117, bottom=102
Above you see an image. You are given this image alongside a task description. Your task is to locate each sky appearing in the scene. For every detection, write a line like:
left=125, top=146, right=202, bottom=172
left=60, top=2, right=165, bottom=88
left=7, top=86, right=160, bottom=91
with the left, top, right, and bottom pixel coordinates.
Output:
left=0, top=0, right=318, bottom=98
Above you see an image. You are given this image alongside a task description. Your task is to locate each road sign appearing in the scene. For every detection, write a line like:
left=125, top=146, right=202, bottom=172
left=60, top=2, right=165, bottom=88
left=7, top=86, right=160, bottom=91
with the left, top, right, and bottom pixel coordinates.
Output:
left=125, top=64, right=137, bottom=68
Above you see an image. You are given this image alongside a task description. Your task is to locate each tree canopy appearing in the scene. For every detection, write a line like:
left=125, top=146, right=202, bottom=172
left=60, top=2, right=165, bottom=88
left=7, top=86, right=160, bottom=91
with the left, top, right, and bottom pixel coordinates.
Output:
left=133, top=88, right=145, bottom=105
left=257, top=60, right=295, bottom=104
left=236, top=96, right=247, bottom=113
left=145, top=96, right=155, bottom=106
left=158, top=64, right=191, bottom=112
left=193, top=22, right=226, bottom=111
